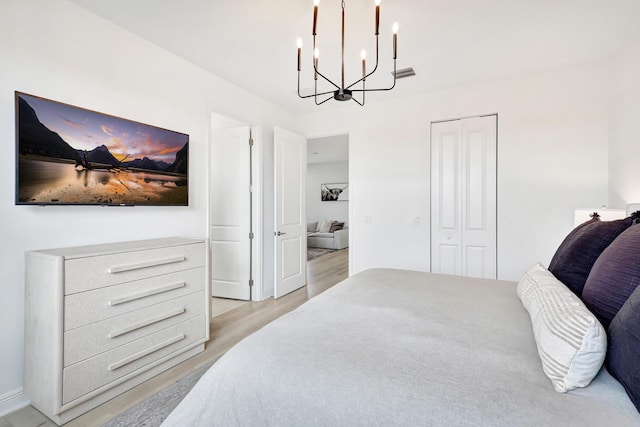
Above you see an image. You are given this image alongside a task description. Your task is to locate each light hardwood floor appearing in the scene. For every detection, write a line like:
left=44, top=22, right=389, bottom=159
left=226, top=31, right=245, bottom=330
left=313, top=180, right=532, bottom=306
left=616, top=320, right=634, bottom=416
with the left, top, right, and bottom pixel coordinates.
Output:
left=2, top=248, right=348, bottom=427
left=211, top=297, right=248, bottom=317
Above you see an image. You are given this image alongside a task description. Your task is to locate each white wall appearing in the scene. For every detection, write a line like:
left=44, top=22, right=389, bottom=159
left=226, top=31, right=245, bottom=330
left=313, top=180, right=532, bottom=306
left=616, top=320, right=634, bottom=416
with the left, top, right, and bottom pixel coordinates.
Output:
left=0, top=0, right=297, bottom=413
left=299, top=61, right=612, bottom=281
left=307, top=161, right=349, bottom=224
left=609, top=34, right=640, bottom=207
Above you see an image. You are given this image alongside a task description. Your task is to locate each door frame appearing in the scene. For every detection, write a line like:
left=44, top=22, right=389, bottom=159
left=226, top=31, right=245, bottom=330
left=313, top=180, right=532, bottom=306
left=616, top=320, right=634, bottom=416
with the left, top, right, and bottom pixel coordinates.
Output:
left=304, top=131, right=352, bottom=276
left=208, top=119, right=352, bottom=302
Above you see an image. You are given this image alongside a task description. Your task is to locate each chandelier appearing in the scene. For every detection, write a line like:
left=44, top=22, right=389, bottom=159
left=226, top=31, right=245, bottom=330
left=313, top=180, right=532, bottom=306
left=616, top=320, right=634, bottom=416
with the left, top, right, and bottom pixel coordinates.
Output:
left=297, top=0, right=398, bottom=106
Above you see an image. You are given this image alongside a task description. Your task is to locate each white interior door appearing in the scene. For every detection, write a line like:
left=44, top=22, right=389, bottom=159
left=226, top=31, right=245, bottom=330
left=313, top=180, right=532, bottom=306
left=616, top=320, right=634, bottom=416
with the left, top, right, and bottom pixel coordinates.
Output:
left=431, top=115, right=497, bottom=279
left=210, top=126, right=251, bottom=300
left=274, top=127, right=306, bottom=298
left=461, top=116, right=497, bottom=278
left=431, top=120, right=463, bottom=275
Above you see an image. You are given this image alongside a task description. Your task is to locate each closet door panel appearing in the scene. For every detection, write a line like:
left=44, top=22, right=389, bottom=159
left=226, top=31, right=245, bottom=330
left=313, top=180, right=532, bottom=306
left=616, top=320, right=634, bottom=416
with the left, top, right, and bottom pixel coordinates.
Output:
left=431, top=120, right=463, bottom=276
left=462, top=116, right=497, bottom=279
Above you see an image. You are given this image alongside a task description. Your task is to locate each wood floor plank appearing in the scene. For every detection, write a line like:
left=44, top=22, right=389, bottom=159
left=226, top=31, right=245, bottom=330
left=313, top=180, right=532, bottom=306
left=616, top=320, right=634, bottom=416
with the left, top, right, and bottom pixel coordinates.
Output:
left=13, top=249, right=348, bottom=427
left=211, top=297, right=248, bottom=317
left=3, top=405, right=57, bottom=427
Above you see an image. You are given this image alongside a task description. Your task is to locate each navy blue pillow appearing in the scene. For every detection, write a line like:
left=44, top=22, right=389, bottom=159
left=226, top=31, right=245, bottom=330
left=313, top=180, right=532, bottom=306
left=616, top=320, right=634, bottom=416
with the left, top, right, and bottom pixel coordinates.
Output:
left=548, top=215, right=633, bottom=296
left=582, top=223, right=640, bottom=329
left=607, top=284, right=640, bottom=413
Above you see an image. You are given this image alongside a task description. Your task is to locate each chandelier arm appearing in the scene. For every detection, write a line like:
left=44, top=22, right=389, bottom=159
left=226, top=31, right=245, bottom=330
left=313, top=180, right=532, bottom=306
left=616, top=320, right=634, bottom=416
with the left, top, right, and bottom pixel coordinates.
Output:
left=298, top=70, right=335, bottom=99
left=350, top=76, right=365, bottom=106
left=315, top=94, right=334, bottom=105
left=312, top=34, right=341, bottom=90
left=363, top=75, right=365, bottom=105
left=350, top=79, right=396, bottom=93
left=350, top=80, right=396, bottom=93
left=346, top=64, right=379, bottom=90
left=299, top=90, right=338, bottom=99
left=351, top=59, right=396, bottom=93
left=346, top=36, right=380, bottom=90
left=351, top=86, right=395, bottom=93
left=313, top=79, right=334, bottom=105
left=297, top=70, right=303, bottom=98
left=313, top=65, right=341, bottom=90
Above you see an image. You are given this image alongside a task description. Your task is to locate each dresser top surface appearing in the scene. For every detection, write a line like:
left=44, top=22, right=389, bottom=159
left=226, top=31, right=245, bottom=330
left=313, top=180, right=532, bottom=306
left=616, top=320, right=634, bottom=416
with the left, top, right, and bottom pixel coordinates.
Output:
left=26, top=237, right=205, bottom=259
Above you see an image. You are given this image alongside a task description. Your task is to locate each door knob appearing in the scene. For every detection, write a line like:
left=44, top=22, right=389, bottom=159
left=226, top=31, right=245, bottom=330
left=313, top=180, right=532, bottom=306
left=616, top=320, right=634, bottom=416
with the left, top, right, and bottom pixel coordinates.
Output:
left=275, top=231, right=287, bottom=236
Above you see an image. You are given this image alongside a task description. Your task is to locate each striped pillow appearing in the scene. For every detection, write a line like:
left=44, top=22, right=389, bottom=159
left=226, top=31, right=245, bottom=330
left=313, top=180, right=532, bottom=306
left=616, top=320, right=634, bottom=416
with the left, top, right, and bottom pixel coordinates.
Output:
left=517, top=263, right=607, bottom=392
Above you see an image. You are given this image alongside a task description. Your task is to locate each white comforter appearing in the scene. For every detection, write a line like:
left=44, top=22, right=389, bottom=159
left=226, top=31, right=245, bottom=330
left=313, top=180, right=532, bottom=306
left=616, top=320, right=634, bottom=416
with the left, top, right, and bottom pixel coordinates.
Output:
left=163, top=269, right=639, bottom=426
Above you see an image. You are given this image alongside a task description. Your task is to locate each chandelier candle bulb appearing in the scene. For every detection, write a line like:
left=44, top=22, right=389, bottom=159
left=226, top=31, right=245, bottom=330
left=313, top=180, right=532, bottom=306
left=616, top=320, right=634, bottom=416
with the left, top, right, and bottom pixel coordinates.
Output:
left=313, top=0, right=319, bottom=35
left=392, top=22, right=398, bottom=59
left=375, top=0, right=381, bottom=35
left=314, top=48, right=319, bottom=80
left=297, top=38, right=302, bottom=71
left=361, top=50, right=366, bottom=79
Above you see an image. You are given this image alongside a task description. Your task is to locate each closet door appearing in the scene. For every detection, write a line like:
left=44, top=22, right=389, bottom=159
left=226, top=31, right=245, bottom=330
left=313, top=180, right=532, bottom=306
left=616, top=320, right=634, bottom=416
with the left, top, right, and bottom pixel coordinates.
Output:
left=431, top=115, right=497, bottom=279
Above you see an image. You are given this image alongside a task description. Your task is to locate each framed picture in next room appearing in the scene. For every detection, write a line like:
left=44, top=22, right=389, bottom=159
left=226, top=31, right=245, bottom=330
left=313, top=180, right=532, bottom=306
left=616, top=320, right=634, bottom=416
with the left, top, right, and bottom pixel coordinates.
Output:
left=321, top=183, right=349, bottom=201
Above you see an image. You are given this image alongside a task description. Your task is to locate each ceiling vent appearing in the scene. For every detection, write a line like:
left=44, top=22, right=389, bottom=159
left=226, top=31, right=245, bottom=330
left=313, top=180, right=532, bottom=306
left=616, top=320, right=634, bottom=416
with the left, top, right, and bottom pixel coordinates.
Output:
left=392, top=67, right=416, bottom=79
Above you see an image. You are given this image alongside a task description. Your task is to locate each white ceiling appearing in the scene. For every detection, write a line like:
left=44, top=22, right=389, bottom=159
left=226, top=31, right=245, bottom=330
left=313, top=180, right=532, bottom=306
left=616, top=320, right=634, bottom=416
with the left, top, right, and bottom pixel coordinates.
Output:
left=308, top=134, right=349, bottom=164
left=70, top=0, right=640, bottom=114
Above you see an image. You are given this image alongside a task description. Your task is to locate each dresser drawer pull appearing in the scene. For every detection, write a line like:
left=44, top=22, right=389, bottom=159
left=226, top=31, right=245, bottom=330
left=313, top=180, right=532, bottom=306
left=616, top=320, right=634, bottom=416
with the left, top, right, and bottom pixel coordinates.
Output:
left=107, top=308, right=187, bottom=339
left=107, top=256, right=186, bottom=274
left=108, top=334, right=186, bottom=371
left=108, top=282, right=186, bottom=306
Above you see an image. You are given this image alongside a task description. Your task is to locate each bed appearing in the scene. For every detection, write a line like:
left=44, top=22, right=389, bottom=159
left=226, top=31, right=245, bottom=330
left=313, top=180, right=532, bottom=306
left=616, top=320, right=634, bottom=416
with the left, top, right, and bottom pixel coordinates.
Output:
left=162, top=268, right=640, bottom=426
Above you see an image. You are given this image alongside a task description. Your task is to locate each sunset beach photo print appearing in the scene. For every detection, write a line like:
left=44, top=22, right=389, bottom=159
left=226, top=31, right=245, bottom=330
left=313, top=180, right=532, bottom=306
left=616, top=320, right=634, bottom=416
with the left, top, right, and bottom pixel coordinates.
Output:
left=16, top=92, right=189, bottom=206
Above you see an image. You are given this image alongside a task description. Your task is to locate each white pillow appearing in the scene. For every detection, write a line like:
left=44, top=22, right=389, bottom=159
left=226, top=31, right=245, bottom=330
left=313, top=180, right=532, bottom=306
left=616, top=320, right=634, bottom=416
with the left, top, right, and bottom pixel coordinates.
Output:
left=517, top=262, right=607, bottom=392
left=318, top=219, right=333, bottom=233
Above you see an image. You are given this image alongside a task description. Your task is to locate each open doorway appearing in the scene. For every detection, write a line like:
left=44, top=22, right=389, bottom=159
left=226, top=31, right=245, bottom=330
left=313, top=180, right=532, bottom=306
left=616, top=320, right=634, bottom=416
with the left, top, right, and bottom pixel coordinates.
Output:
left=306, top=134, right=349, bottom=295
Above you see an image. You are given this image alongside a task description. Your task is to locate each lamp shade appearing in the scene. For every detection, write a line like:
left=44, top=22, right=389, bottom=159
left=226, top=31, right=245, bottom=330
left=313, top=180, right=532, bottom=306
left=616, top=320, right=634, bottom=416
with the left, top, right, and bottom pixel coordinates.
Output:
left=574, top=208, right=626, bottom=227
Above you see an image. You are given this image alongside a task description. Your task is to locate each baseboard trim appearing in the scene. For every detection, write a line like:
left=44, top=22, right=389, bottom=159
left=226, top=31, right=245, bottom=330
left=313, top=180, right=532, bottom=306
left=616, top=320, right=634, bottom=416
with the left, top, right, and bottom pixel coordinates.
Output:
left=0, top=388, right=29, bottom=417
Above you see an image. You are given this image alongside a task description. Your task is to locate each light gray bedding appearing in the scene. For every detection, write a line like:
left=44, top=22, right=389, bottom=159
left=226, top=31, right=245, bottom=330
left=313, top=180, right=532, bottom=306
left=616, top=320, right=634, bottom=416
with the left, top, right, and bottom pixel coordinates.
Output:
left=162, top=269, right=640, bottom=426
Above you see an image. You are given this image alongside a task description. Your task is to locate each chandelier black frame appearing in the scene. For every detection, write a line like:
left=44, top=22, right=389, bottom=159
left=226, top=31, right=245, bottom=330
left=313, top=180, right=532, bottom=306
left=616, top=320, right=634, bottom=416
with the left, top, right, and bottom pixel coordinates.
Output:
left=297, top=0, right=398, bottom=106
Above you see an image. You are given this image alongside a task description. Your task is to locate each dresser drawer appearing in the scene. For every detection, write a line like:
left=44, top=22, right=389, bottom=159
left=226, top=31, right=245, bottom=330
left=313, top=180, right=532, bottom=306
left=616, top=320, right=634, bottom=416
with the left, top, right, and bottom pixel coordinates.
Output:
left=64, top=242, right=206, bottom=295
left=64, top=291, right=205, bottom=366
left=62, top=314, right=206, bottom=405
left=64, top=267, right=205, bottom=330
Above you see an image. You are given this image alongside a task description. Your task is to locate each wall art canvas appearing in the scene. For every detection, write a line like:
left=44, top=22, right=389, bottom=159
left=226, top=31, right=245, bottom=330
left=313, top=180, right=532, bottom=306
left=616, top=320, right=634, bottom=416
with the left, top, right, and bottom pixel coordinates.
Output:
left=321, top=183, right=349, bottom=201
left=15, top=92, right=189, bottom=206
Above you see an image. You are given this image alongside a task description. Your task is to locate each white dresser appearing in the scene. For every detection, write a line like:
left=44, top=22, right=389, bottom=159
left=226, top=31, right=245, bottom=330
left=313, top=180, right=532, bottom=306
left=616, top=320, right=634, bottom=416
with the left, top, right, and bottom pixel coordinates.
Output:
left=24, top=237, right=209, bottom=425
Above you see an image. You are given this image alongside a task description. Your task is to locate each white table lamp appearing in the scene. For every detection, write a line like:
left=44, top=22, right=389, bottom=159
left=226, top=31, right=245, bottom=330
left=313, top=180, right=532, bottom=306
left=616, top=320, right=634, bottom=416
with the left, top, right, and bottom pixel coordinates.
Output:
left=626, top=203, right=640, bottom=216
left=574, top=207, right=626, bottom=227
